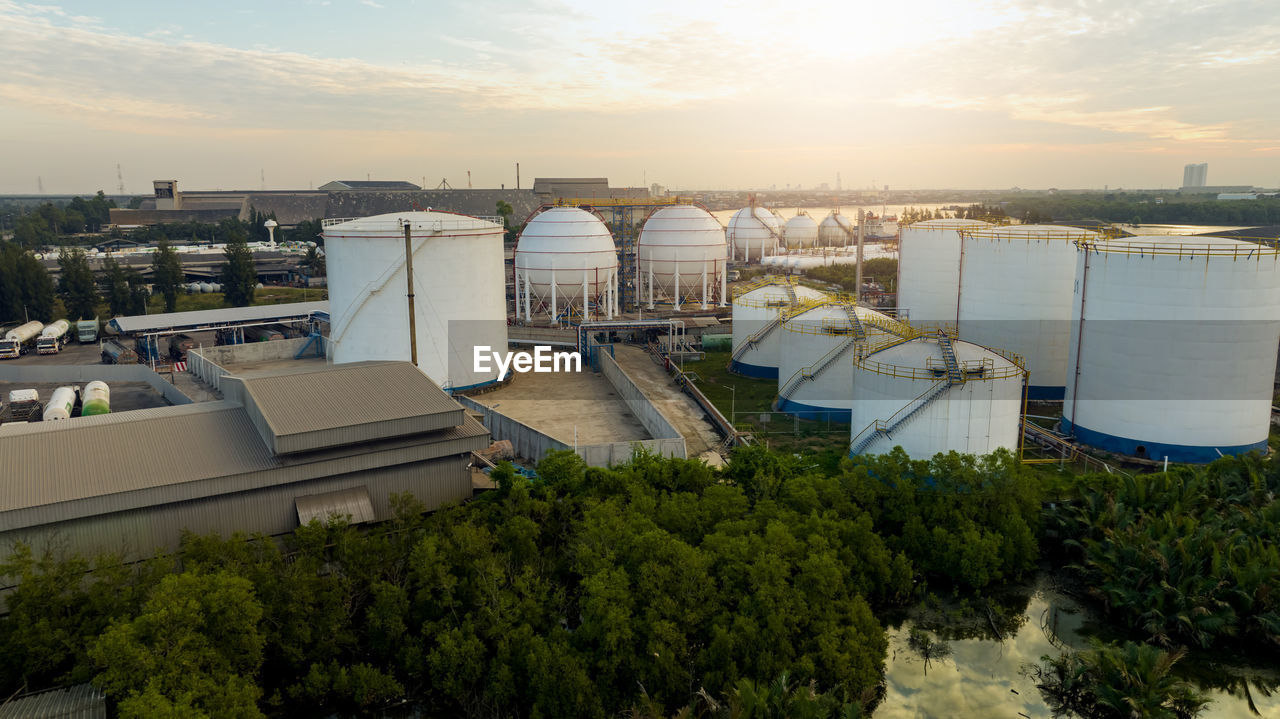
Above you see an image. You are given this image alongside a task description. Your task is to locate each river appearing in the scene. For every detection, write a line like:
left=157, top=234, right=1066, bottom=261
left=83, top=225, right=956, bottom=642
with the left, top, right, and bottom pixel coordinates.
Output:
left=875, top=575, right=1280, bottom=718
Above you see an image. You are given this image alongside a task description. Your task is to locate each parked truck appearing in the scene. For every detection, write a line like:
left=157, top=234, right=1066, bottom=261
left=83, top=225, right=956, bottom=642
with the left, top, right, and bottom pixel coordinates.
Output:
left=36, top=319, right=71, bottom=355
left=0, top=321, right=45, bottom=359
left=77, top=317, right=98, bottom=343
left=101, top=339, right=138, bottom=365
left=168, top=333, right=196, bottom=361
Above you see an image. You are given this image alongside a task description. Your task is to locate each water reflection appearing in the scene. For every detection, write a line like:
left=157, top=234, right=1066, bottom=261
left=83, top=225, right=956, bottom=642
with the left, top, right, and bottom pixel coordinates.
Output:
left=874, top=578, right=1280, bottom=718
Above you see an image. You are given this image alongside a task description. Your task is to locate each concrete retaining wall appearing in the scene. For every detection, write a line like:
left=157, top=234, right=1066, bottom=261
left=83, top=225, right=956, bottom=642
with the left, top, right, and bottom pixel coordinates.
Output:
left=187, top=337, right=319, bottom=366
left=597, top=349, right=687, bottom=459
left=0, top=364, right=194, bottom=405
left=186, top=350, right=231, bottom=394
left=455, top=395, right=569, bottom=463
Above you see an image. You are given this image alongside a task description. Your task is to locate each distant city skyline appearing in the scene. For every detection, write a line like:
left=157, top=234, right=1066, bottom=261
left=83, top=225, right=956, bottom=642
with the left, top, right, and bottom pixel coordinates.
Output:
left=2, top=0, right=1279, bottom=194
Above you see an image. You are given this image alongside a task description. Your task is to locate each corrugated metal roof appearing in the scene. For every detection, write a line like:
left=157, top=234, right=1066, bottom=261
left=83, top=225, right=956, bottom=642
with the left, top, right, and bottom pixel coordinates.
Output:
left=296, top=485, right=375, bottom=525
left=109, top=301, right=328, bottom=334
left=0, top=684, right=106, bottom=719
left=230, top=361, right=464, bottom=455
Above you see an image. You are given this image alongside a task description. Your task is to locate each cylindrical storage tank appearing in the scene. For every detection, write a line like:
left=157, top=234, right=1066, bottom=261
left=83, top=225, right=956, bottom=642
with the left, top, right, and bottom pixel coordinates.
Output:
left=729, top=281, right=828, bottom=377
left=850, top=337, right=1025, bottom=458
left=210, top=283, right=222, bottom=292
left=726, top=207, right=781, bottom=262
left=81, top=380, right=110, bottom=416
left=897, top=219, right=990, bottom=327
left=784, top=213, right=819, bottom=249
left=185, top=283, right=198, bottom=293
left=818, top=211, right=854, bottom=247
left=514, top=207, right=619, bottom=323
left=775, top=301, right=912, bottom=420
left=44, top=386, right=77, bottom=421
left=41, top=319, right=70, bottom=338
left=198, top=283, right=212, bottom=293
left=5, top=321, right=44, bottom=343
left=323, top=210, right=508, bottom=390
left=1063, top=236, right=1280, bottom=462
left=957, top=224, right=1095, bottom=399
left=636, top=206, right=728, bottom=310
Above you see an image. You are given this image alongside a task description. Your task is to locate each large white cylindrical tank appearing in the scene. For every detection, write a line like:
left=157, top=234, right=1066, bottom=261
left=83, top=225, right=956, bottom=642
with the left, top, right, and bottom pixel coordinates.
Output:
left=41, top=319, right=70, bottom=339
left=636, top=206, right=728, bottom=309
left=5, top=321, right=44, bottom=343
left=783, top=213, right=819, bottom=249
left=514, top=207, right=619, bottom=322
left=81, top=380, right=111, bottom=416
left=730, top=281, right=828, bottom=378
left=957, top=224, right=1095, bottom=399
left=1063, top=236, right=1280, bottom=462
left=818, top=212, right=854, bottom=247
left=198, top=283, right=213, bottom=293
left=323, top=210, right=508, bottom=390
left=726, top=208, right=781, bottom=262
left=897, top=219, right=990, bottom=327
left=44, top=386, right=77, bottom=421
left=850, top=337, right=1025, bottom=458
left=776, top=301, right=912, bottom=420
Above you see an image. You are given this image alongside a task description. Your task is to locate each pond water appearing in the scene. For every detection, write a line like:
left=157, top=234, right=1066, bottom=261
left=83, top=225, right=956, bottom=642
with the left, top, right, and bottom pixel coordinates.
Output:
left=874, top=577, right=1280, bottom=718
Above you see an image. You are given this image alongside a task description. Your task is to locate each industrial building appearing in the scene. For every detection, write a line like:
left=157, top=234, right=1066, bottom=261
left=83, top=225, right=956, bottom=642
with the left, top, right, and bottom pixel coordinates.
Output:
left=1062, top=235, right=1280, bottom=462
left=1182, top=162, right=1208, bottom=189
left=0, top=361, right=488, bottom=565
left=323, top=211, right=508, bottom=390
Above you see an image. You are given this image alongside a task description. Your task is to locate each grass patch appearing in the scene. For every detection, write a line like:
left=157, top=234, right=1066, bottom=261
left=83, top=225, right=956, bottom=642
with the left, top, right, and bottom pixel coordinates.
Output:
left=146, top=287, right=327, bottom=314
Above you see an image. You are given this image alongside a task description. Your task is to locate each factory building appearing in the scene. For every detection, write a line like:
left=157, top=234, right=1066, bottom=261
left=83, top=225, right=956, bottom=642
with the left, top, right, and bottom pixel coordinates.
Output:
left=0, top=362, right=488, bottom=565
left=1063, top=236, right=1280, bottom=462
left=323, top=211, right=508, bottom=391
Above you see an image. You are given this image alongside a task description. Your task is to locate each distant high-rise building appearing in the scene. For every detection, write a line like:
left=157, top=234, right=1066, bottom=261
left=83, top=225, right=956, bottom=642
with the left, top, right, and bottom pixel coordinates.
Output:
left=1183, top=162, right=1208, bottom=188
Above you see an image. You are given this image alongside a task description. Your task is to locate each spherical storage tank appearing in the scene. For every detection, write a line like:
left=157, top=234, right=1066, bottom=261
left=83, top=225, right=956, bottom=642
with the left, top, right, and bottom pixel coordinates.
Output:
left=1063, top=236, right=1280, bottom=462
left=726, top=207, right=781, bottom=262
left=783, top=212, right=819, bottom=249
left=729, top=280, right=828, bottom=378
left=636, top=205, right=727, bottom=310
left=514, top=207, right=618, bottom=322
left=818, top=211, right=854, bottom=247
left=850, top=336, right=1025, bottom=458
left=957, top=224, right=1095, bottom=399
left=775, top=301, right=912, bottom=421
left=897, top=219, right=990, bottom=327
left=324, top=210, right=508, bottom=391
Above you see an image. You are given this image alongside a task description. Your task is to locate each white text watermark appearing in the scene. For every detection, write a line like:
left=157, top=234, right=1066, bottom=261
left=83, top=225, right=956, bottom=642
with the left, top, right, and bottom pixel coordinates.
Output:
left=474, top=345, right=582, bottom=381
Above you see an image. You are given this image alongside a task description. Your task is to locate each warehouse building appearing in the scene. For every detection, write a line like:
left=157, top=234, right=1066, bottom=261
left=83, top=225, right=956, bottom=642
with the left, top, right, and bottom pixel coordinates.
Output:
left=0, top=361, right=488, bottom=565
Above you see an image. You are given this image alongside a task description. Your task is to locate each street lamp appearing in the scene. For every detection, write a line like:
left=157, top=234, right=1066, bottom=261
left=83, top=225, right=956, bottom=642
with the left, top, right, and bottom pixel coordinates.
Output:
left=729, top=384, right=736, bottom=427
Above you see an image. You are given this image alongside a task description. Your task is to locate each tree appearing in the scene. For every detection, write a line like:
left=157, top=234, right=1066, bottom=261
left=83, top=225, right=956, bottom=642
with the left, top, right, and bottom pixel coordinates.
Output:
left=1029, top=641, right=1208, bottom=719
left=90, top=571, right=266, bottom=718
left=151, top=240, right=184, bottom=313
left=57, top=248, right=99, bottom=320
left=0, top=244, right=55, bottom=323
left=301, top=246, right=325, bottom=278
left=496, top=200, right=516, bottom=242
left=101, top=257, right=133, bottom=317
left=221, top=237, right=258, bottom=307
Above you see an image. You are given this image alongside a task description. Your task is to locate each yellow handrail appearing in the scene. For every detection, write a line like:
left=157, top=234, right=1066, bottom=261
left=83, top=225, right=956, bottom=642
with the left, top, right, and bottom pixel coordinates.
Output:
left=1074, top=238, right=1280, bottom=258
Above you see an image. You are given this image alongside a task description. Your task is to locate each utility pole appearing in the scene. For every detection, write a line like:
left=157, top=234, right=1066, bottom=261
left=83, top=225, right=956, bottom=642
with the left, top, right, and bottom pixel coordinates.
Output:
left=403, top=221, right=418, bottom=367
left=855, top=209, right=865, bottom=304
left=516, top=163, right=520, bottom=190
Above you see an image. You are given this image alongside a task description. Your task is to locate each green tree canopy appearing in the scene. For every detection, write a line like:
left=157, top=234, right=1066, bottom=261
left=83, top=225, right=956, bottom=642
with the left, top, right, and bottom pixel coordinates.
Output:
left=57, top=247, right=99, bottom=321
left=151, top=240, right=185, bottom=313
left=220, top=237, right=257, bottom=307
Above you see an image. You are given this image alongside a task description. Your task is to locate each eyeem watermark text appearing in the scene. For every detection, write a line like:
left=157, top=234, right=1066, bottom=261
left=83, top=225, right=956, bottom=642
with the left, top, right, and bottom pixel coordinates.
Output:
left=474, top=345, right=582, bottom=381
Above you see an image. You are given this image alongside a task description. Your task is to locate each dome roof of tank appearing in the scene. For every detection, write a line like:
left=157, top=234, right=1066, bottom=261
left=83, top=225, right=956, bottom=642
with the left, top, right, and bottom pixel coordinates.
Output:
left=323, top=210, right=501, bottom=234
left=516, top=207, right=615, bottom=254
left=785, top=213, right=818, bottom=231
left=638, top=206, right=725, bottom=246
left=727, top=207, right=780, bottom=229
left=865, top=336, right=1019, bottom=369
left=908, top=218, right=991, bottom=229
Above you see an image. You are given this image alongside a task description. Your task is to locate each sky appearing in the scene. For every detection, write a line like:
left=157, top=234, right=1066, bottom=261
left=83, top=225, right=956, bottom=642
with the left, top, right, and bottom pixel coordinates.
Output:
left=1, top=0, right=1279, bottom=194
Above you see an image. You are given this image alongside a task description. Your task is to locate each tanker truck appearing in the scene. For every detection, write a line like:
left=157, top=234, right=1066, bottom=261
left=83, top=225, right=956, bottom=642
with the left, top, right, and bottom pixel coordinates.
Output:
left=0, top=321, right=45, bottom=359
left=77, top=317, right=99, bottom=343
left=37, top=319, right=71, bottom=354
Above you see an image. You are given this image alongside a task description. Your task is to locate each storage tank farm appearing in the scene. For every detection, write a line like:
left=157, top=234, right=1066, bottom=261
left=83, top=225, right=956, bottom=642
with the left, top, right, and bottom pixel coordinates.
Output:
left=818, top=211, right=854, bottom=247
left=1063, top=235, right=1280, bottom=462
left=849, top=335, right=1026, bottom=458
left=323, top=210, right=508, bottom=391
left=897, top=219, right=990, bottom=327
left=956, top=224, right=1096, bottom=399
left=726, top=207, right=781, bottom=262
left=783, top=212, right=819, bottom=249
left=729, top=279, right=829, bottom=378
left=775, top=300, right=913, bottom=421
left=514, top=207, right=619, bottom=323
left=636, top=205, right=728, bottom=310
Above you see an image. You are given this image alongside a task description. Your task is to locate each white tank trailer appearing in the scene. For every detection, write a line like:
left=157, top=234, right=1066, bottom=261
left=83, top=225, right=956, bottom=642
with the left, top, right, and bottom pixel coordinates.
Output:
left=514, top=207, right=619, bottom=323
left=323, top=210, right=508, bottom=391
left=775, top=301, right=913, bottom=421
left=783, top=212, right=819, bottom=249
left=81, top=380, right=110, bottom=416
left=36, top=319, right=70, bottom=354
left=43, top=386, right=77, bottom=421
left=726, top=207, right=781, bottom=262
left=1063, top=236, right=1280, bottom=462
left=636, top=205, right=728, bottom=310
left=729, top=280, right=828, bottom=378
left=849, top=336, right=1025, bottom=458
left=956, top=224, right=1096, bottom=399
left=897, top=219, right=990, bottom=327
left=1, top=321, right=44, bottom=359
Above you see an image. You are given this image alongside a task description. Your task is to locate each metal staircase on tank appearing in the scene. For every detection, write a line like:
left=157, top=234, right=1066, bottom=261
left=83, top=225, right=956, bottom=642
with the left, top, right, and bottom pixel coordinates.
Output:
left=848, top=332, right=967, bottom=456
left=777, top=304, right=866, bottom=400
left=731, top=312, right=786, bottom=363
left=783, top=283, right=798, bottom=304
